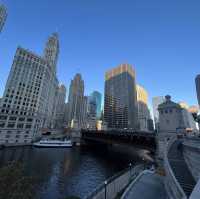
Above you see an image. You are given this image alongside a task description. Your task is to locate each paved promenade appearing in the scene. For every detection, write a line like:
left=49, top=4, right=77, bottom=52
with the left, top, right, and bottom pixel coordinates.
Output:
left=122, top=172, right=167, bottom=199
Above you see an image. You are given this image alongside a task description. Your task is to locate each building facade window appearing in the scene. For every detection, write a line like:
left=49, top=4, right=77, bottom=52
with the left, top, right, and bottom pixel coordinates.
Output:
left=9, top=116, right=17, bottom=121
left=17, top=123, right=24, bottom=128
left=7, top=123, right=15, bottom=128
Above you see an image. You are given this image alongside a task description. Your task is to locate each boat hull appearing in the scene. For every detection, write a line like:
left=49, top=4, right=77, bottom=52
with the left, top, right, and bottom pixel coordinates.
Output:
left=33, top=143, right=73, bottom=148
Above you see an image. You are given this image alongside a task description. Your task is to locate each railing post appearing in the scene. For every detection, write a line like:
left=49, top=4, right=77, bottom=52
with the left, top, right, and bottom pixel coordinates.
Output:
left=142, top=157, right=145, bottom=170
left=104, top=180, right=107, bottom=199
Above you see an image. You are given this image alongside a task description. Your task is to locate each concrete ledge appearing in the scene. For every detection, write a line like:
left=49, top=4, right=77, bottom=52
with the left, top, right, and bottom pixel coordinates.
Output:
left=164, top=136, right=187, bottom=199
left=183, top=141, right=200, bottom=152
left=183, top=140, right=200, bottom=182
left=189, top=179, right=200, bottom=199
left=1, top=143, right=32, bottom=147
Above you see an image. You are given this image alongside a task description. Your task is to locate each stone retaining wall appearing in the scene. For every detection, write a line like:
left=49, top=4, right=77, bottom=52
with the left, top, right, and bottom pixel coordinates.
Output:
left=183, top=140, right=200, bottom=182
left=164, top=136, right=187, bottom=199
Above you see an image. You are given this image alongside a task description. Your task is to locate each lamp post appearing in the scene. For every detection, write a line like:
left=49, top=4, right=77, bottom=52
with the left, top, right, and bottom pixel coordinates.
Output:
left=104, top=180, right=107, bottom=199
left=142, top=157, right=145, bottom=170
left=129, top=163, right=132, bottom=181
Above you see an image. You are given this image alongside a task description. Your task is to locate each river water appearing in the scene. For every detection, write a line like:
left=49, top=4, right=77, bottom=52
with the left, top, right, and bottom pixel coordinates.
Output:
left=0, top=145, right=150, bottom=199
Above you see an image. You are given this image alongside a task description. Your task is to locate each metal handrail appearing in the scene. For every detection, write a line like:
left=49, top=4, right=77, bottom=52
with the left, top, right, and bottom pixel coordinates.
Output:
left=83, top=168, right=128, bottom=199
left=83, top=164, right=143, bottom=199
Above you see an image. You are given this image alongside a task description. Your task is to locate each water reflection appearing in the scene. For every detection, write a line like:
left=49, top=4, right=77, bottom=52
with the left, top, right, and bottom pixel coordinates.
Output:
left=0, top=146, right=151, bottom=199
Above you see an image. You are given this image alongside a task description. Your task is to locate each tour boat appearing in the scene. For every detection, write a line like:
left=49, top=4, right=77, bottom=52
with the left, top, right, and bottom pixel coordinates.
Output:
left=33, top=139, right=73, bottom=148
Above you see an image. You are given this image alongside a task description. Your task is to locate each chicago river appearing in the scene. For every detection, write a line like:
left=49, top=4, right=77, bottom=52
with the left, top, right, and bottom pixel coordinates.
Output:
left=0, top=146, right=150, bottom=199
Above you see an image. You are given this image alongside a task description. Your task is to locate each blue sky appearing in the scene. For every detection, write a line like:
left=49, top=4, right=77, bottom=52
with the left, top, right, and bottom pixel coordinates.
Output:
left=0, top=0, right=200, bottom=108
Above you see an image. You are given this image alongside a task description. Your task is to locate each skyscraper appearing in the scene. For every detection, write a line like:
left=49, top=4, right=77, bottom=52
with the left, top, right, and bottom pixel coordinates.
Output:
left=179, top=102, right=198, bottom=132
left=85, top=95, right=97, bottom=130
left=0, top=33, right=59, bottom=145
left=90, top=91, right=102, bottom=119
left=152, top=96, right=165, bottom=130
left=188, top=105, right=199, bottom=114
left=0, top=4, right=7, bottom=33
left=136, top=84, right=151, bottom=131
left=53, top=84, right=66, bottom=128
left=44, top=33, right=59, bottom=74
left=88, top=95, right=97, bottom=117
left=195, top=74, right=200, bottom=107
left=104, top=64, right=138, bottom=130
left=68, top=73, right=85, bottom=129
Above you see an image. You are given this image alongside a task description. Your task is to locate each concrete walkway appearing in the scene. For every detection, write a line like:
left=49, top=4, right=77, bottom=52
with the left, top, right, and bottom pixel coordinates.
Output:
left=122, top=172, right=167, bottom=199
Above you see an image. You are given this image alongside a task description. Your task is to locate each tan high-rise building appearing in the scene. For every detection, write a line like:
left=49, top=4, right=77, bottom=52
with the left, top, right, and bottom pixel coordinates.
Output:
left=188, top=105, right=199, bottom=114
left=104, top=64, right=138, bottom=130
left=179, top=101, right=189, bottom=110
left=136, top=85, right=148, bottom=105
left=136, top=84, right=151, bottom=131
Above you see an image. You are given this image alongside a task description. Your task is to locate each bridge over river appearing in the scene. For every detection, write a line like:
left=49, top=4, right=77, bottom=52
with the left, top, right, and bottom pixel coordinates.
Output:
left=81, top=130, right=156, bottom=152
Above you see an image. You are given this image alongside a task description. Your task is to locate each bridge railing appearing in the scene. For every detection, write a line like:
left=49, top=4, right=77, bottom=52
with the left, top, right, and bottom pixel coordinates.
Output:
left=83, top=164, right=144, bottom=199
left=81, top=129, right=155, bottom=137
left=164, top=135, right=187, bottom=199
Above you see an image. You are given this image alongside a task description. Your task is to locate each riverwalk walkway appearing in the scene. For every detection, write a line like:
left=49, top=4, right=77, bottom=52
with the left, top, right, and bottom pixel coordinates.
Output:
left=121, top=171, right=167, bottom=199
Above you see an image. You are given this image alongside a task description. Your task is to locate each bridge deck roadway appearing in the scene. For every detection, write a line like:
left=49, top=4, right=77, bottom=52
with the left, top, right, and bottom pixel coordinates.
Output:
left=122, top=172, right=167, bottom=199
left=81, top=131, right=156, bottom=151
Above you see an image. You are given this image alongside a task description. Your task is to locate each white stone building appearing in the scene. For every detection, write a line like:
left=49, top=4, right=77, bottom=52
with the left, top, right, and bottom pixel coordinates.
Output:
left=152, top=96, right=165, bottom=130
left=158, top=95, right=184, bottom=133
left=157, top=95, right=185, bottom=159
left=0, top=33, right=59, bottom=145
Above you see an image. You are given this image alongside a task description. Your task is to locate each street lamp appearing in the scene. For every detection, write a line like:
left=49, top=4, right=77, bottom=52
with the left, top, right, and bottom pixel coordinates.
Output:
left=142, top=157, right=145, bottom=170
left=104, top=180, right=107, bottom=199
left=129, top=163, right=132, bottom=180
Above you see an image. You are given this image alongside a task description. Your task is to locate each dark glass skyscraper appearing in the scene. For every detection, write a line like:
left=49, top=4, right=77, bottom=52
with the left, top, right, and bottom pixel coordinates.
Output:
left=104, top=64, right=138, bottom=130
left=195, top=74, right=200, bottom=107
left=90, top=91, right=102, bottom=119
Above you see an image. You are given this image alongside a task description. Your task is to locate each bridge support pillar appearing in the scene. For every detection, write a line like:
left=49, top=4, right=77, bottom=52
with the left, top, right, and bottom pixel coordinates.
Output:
left=71, top=130, right=81, bottom=146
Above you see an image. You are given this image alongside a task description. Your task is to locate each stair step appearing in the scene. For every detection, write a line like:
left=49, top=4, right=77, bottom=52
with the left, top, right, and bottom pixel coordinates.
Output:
left=167, top=140, right=196, bottom=196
